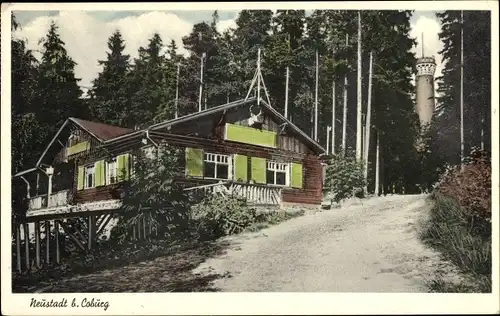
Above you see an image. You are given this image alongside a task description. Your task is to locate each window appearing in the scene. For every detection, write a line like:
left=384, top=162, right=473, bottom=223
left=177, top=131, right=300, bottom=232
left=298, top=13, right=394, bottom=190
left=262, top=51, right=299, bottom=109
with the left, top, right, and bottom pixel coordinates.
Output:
left=266, top=161, right=289, bottom=186
left=106, top=158, right=118, bottom=185
left=84, top=164, right=95, bottom=189
left=68, top=132, right=81, bottom=147
left=204, top=153, right=231, bottom=180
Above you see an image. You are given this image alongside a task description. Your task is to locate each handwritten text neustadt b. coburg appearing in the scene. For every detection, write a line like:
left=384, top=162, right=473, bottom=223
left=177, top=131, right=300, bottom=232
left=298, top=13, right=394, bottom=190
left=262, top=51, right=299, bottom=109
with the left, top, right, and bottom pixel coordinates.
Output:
left=30, top=297, right=110, bottom=311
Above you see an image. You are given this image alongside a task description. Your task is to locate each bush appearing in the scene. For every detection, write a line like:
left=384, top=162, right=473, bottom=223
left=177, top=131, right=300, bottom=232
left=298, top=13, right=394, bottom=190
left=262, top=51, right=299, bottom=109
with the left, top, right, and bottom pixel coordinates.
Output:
left=434, top=148, right=491, bottom=222
left=421, top=148, right=492, bottom=292
left=421, top=193, right=491, bottom=292
left=191, top=194, right=257, bottom=239
left=324, top=153, right=366, bottom=203
left=114, top=142, right=193, bottom=243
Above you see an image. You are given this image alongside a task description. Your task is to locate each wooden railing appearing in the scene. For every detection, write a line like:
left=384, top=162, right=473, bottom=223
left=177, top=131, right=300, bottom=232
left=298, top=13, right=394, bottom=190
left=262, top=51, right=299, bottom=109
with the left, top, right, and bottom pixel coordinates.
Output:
left=228, top=183, right=282, bottom=206
left=29, top=190, right=70, bottom=210
left=183, top=181, right=282, bottom=206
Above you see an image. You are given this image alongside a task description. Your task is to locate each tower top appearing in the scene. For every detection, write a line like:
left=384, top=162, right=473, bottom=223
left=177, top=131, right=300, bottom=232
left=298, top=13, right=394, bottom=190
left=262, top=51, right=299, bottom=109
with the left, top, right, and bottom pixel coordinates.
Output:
left=416, top=56, right=436, bottom=77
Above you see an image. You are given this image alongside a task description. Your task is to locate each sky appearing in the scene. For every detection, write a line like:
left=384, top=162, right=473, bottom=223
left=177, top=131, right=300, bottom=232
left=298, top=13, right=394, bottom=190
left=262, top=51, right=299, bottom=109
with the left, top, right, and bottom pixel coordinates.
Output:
left=12, top=10, right=444, bottom=95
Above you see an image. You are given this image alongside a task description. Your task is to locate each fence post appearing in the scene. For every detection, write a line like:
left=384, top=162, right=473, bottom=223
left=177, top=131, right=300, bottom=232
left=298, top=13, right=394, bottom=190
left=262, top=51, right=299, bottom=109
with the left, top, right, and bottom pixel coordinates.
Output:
left=16, top=224, right=21, bottom=272
left=55, top=220, right=60, bottom=264
left=24, top=223, right=30, bottom=270
left=45, top=220, right=50, bottom=265
left=35, top=221, right=41, bottom=268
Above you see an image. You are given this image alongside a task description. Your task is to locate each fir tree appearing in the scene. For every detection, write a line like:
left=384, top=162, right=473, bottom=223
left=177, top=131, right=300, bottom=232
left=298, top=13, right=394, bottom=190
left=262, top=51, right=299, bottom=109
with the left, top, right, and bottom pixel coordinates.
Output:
left=37, top=21, right=86, bottom=134
left=89, top=30, right=132, bottom=126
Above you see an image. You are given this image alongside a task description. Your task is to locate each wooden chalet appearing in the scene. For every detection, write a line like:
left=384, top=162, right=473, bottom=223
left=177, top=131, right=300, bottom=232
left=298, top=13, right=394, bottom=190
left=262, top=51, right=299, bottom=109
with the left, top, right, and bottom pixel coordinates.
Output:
left=11, top=53, right=326, bottom=271
left=15, top=96, right=326, bottom=218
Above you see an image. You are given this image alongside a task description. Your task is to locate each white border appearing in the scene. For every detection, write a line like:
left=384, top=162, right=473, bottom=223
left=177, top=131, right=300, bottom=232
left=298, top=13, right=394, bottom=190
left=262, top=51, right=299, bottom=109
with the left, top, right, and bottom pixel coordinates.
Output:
left=2, top=2, right=499, bottom=315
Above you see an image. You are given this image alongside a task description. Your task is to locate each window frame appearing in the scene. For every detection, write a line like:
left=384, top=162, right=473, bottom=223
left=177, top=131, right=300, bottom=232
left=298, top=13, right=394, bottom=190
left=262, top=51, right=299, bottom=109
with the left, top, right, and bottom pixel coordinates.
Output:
left=266, top=161, right=290, bottom=187
left=203, top=152, right=232, bottom=180
left=84, top=163, right=96, bottom=189
left=106, top=157, right=118, bottom=185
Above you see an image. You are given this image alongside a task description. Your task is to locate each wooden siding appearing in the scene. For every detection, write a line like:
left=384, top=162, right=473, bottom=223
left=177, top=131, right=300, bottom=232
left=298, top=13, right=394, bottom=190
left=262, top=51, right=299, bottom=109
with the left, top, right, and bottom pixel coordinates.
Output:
left=52, top=122, right=103, bottom=165
left=54, top=109, right=323, bottom=205
left=74, top=184, right=122, bottom=204
left=281, top=155, right=323, bottom=205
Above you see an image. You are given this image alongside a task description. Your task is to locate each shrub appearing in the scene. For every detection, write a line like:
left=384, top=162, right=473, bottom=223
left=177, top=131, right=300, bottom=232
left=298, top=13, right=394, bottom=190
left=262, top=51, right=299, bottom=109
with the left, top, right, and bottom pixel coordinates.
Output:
left=422, top=148, right=492, bottom=292
left=114, top=142, right=193, bottom=243
left=435, top=148, right=491, bottom=222
left=421, top=193, right=491, bottom=292
left=191, top=194, right=257, bottom=239
left=324, top=153, right=366, bottom=202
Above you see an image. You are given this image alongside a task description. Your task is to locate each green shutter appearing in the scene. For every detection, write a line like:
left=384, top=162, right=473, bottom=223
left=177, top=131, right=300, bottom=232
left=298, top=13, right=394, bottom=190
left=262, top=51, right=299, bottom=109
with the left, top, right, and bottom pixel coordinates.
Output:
left=291, top=163, right=303, bottom=188
left=225, top=123, right=277, bottom=148
left=185, top=147, right=204, bottom=177
left=95, top=160, right=105, bottom=186
left=77, top=166, right=84, bottom=190
left=117, top=153, right=130, bottom=181
left=234, top=154, right=248, bottom=182
left=251, top=157, right=266, bottom=184
left=95, top=161, right=101, bottom=186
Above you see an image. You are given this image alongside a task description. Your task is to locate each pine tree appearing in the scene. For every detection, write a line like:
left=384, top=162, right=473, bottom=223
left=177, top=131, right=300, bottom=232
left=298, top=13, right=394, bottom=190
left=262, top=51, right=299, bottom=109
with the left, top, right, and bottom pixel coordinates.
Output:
left=37, top=21, right=86, bottom=135
left=232, top=10, right=273, bottom=96
left=129, top=33, right=175, bottom=126
left=433, top=10, right=491, bottom=167
left=89, top=30, right=132, bottom=126
left=266, top=10, right=306, bottom=116
left=11, top=13, right=43, bottom=224
left=155, top=39, right=185, bottom=122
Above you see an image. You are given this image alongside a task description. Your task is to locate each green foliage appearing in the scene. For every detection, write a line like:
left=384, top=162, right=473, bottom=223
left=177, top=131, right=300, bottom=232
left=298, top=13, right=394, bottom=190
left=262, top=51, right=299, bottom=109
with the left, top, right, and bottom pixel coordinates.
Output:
left=434, top=11, right=491, bottom=166
left=420, top=149, right=492, bottom=293
left=114, top=143, right=192, bottom=243
left=434, top=149, right=491, bottom=222
left=420, top=193, right=491, bottom=292
left=37, top=21, right=87, bottom=131
left=192, top=194, right=257, bottom=239
left=325, top=154, right=366, bottom=202
left=89, top=30, right=132, bottom=127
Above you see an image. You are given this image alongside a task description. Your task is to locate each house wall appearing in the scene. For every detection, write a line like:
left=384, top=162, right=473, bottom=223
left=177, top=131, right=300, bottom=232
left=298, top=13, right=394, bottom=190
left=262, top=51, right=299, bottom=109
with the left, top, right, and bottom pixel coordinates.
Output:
left=74, top=184, right=122, bottom=204
left=52, top=124, right=102, bottom=165
left=60, top=107, right=324, bottom=205
left=70, top=130, right=323, bottom=205
left=148, top=132, right=323, bottom=205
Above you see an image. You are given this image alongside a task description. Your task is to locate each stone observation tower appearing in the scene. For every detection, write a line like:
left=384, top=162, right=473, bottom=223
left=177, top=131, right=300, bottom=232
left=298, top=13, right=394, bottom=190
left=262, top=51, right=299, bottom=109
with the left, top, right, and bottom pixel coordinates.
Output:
left=415, top=35, right=437, bottom=130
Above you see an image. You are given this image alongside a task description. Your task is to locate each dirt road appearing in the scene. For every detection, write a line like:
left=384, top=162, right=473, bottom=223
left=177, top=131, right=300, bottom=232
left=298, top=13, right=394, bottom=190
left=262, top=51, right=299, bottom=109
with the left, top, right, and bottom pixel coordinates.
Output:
left=193, top=194, right=461, bottom=292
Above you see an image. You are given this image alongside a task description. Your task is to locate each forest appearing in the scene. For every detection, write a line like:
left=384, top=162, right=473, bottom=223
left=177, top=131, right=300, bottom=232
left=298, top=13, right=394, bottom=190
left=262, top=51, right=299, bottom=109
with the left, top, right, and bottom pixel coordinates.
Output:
left=11, top=9, right=491, bottom=200
left=9, top=9, right=493, bottom=294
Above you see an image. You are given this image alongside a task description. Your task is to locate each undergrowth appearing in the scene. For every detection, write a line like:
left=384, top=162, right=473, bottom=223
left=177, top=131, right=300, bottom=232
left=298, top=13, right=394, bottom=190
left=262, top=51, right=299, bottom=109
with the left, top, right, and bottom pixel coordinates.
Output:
left=421, top=148, right=491, bottom=293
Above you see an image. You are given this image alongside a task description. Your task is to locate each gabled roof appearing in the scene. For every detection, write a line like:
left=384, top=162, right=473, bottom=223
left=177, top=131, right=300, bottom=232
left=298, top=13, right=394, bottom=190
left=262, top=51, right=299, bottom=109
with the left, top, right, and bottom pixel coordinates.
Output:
left=145, top=96, right=326, bottom=154
left=71, top=118, right=133, bottom=141
left=35, top=117, right=133, bottom=167
left=31, top=96, right=324, bottom=171
left=148, top=97, right=257, bottom=132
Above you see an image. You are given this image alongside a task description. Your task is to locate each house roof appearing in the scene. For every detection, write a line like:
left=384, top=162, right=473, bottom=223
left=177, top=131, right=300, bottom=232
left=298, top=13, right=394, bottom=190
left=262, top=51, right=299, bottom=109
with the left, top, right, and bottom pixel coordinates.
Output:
left=147, top=97, right=258, bottom=132
left=24, top=96, right=324, bottom=173
left=145, top=96, right=326, bottom=155
left=71, top=118, right=133, bottom=141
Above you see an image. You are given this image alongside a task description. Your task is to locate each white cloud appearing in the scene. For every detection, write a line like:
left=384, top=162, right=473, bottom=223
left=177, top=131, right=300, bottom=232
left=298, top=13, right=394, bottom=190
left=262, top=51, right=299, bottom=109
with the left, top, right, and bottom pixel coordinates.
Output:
left=14, top=11, right=237, bottom=92
left=409, top=14, right=444, bottom=95
left=15, top=11, right=444, bottom=98
left=217, top=18, right=236, bottom=34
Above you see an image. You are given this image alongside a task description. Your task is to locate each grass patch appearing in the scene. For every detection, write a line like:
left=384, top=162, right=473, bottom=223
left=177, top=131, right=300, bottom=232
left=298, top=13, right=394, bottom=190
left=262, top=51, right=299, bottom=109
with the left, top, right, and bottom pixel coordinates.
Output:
left=420, top=193, right=491, bottom=293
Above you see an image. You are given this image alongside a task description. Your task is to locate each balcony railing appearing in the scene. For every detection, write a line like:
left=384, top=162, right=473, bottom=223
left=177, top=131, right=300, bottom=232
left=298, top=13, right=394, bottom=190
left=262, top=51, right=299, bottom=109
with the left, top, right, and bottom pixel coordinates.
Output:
left=29, top=190, right=70, bottom=210
left=183, top=181, right=283, bottom=206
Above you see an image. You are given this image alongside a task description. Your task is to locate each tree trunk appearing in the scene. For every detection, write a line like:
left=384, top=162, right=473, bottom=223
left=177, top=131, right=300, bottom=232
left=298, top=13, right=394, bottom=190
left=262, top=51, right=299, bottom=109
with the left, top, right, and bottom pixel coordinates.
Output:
left=356, top=11, right=363, bottom=162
